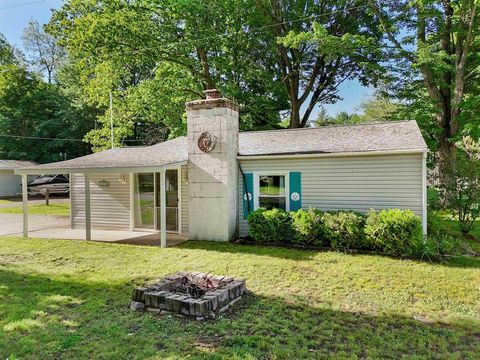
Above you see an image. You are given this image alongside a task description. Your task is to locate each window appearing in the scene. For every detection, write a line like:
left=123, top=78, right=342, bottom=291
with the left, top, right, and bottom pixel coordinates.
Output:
left=257, top=174, right=287, bottom=210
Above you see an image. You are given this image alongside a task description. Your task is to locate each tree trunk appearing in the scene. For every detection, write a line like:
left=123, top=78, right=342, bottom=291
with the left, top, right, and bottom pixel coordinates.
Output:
left=289, top=99, right=301, bottom=128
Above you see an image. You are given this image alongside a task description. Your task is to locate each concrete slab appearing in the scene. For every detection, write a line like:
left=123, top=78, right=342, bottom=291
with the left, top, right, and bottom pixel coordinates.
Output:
left=0, top=213, right=68, bottom=236
left=17, top=227, right=187, bottom=247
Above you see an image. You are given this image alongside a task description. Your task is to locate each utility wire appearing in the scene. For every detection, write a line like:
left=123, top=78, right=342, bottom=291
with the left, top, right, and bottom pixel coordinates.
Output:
left=0, top=0, right=47, bottom=11
left=0, top=133, right=148, bottom=143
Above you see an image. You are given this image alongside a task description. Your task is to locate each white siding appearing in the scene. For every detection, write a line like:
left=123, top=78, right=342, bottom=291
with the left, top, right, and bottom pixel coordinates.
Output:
left=180, top=165, right=189, bottom=235
left=71, top=168, right=189, bottom=234
left=0, top=174, right=21, bottom=197
left=71, top=174, right=130, bottom=230
left=238, top=153, right=423, bottom=237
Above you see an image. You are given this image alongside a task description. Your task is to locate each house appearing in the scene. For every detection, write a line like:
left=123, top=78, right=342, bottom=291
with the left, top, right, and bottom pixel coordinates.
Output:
left=15, top=90, right=428, bottom=246
left=0, top=160, right=37, bottom=198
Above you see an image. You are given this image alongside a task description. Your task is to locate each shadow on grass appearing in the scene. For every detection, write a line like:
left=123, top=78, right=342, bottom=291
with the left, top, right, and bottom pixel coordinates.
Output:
left=176, top=240, right=323, bottom=261
left=177, top=240, right=480, bottom=269
left=0, top=268, right=478, bottom=359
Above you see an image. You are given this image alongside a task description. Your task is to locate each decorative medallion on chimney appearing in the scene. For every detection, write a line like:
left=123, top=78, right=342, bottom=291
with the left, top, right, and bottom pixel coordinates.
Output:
left=198, top=131, right=216, bottom=153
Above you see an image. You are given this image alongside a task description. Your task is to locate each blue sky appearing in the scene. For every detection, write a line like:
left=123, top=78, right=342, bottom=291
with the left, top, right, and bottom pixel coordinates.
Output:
left=0, top=0, right=373, bottom=117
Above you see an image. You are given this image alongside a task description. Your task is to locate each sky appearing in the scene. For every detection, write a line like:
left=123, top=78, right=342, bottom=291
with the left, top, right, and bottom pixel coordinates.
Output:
left=0, top=0, right=374, bottom=117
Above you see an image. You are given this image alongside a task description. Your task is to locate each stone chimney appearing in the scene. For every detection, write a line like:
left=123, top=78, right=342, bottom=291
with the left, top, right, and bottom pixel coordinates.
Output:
left=186, top=90, right=239, bottom=241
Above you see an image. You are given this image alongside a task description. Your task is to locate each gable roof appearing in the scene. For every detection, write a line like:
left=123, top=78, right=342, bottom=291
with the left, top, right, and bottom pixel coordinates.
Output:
left=15, top=121, right=426, bottom=174
left=238, top=120, right=426, bottom=156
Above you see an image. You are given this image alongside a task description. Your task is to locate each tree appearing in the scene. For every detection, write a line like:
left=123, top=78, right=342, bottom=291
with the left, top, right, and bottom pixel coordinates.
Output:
left=0, top=33, right=21, bottom=65
left=257, top=0, right=383, bottom=128
left=0, top=64, right=95, bottom=162
left=369, top=0, right=480, bottom=178
left=22, top=20, right=65, bottom=83
left=47, top=0, right=289, bottom=150
left=439, top=136, right=480, bottom=234
left=357, top=94, right=399, bottom=122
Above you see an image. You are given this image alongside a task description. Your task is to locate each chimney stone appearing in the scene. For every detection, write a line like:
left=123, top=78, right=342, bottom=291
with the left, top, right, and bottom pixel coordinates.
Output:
left=185, top=92, right=239, bottom=241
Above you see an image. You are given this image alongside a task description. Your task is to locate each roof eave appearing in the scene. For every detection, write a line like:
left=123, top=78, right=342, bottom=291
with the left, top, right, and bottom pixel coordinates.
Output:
left=14, top=160, right=188, bottom=175
left=237, top=148, right=427, bottom=160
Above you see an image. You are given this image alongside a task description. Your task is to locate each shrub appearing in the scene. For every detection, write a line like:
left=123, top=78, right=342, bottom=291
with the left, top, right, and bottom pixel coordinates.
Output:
left=247, top=208, right=291, bottom=243
left=290, top=208, right=328, bottom=246
left=323, top=211, right=366, bottom=250
left=414, top=234, right=462, bottom=259
left=365, top=209, right=423, bottom=256
left=438, top=136, right=480, bottom=234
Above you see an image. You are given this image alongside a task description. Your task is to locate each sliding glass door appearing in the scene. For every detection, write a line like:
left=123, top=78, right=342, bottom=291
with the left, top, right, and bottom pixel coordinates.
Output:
left=134, top=170, right=179, bottom=232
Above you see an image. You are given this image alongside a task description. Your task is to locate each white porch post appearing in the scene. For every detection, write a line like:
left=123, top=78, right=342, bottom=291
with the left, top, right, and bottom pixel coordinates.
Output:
left=22, top=174, right=28, bottom=237
left=129, top=173, right=134, bottom=231
left=84, top=174, right=91, bottom=241
left=160, top=168, right=167, bottom=248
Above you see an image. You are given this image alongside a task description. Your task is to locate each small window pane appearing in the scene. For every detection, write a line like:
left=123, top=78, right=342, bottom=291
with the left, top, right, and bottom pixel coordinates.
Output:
left=259, top=197, right=286, bottom=210
left=259, top=175, right=285, bottom=196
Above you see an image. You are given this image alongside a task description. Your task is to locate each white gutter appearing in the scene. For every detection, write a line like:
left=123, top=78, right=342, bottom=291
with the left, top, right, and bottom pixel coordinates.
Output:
left=237, top=148, right=426, bottom=160
left=14, top=160, right=188, bottom=175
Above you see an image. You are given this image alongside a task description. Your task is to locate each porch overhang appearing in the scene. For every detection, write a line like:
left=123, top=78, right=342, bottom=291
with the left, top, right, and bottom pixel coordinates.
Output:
left=14, top=160, right=188, bottom=175
left=15, top=159, right=187, bottom=249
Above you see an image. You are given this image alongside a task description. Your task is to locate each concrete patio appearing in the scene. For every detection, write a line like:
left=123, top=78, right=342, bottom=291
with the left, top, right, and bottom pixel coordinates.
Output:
left=13, top=226, right=188, bottom=246
left=0, top=206, right=187, bottom=247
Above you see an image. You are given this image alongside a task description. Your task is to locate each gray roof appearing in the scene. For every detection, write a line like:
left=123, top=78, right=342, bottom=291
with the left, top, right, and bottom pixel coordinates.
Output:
left=0, top=160, right=38, bottom=169
left=16, top=121, right=426, bottom=172
left=17, top=136, right=187, bottom=172
left=238, top=120, right=426, bottom=156
left=0, top=160, right=38, bottom=174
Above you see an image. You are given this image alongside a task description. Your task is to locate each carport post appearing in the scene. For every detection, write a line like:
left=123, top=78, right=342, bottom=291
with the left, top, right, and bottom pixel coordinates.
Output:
left=84, top=174, right=91, bottom=241
left=160, top=168, right=167, bottom=248
left=22, top=174, right=28, bottom=237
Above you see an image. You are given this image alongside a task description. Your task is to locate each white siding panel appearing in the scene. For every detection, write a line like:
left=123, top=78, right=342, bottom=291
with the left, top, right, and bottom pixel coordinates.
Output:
left=238, top=153, right=423, bottom=237
left=71, top=173, right=130, bottom=230
left=181, top=165, right=189, bottom=235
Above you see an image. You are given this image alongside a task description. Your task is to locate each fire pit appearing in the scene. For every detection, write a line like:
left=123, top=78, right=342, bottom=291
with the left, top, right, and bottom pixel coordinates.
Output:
left=130, top=272, right=247, bottom=320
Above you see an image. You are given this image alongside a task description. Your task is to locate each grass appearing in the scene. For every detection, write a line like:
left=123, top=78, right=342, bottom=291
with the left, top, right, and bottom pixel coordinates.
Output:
left=0, top=237, right=478, bottom=359
left=0, top=203, right=69, bottom=216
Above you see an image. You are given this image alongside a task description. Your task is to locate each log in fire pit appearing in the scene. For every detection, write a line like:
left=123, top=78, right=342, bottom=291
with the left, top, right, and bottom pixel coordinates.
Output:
left=130, top=272, right=247, bottom=320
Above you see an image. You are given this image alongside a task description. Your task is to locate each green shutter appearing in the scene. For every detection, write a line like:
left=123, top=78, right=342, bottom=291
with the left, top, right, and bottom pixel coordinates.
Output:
left=289, top=172, right=302, bottom=211
left=243, top=173, right=254, bottom=219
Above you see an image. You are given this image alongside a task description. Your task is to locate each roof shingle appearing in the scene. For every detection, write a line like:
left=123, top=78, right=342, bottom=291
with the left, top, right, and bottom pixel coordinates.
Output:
left=17, top=121, right=426, bottom=172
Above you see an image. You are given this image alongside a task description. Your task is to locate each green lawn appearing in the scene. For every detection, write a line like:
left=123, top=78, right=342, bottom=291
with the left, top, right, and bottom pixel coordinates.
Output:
left=0, top=202, right=69, bottom=216
left=0, top=237, right=478, bottom=359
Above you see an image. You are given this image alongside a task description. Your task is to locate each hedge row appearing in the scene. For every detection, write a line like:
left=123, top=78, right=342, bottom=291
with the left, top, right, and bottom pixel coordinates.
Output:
left=247, top=207, right=424, bottom=257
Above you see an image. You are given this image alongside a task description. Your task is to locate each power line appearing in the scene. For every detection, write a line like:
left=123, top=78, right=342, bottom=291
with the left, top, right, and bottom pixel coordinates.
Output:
left=0, top=0, right=47, bottom=11
left=0, top=133, right=147, bottom=143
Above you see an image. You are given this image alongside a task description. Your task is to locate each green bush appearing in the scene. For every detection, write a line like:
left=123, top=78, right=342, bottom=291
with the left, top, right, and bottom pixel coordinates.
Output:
left=247, top=208, right=291, bottom=243
left=414, top=234, right=462, bottom=259
left=290, top=208, right=328, bottom=246
left=365, top=209, right=423, bottom=256
left=323, top=211, right=366, bottom=250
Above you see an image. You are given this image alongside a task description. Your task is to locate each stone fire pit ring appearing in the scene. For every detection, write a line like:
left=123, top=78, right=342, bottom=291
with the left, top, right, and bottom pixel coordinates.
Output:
left=130, top=272, right=247, bottom=320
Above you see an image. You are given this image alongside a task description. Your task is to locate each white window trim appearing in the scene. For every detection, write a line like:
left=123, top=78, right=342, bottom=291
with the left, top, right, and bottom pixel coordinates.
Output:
left=253, top=171, right=290, bottom=211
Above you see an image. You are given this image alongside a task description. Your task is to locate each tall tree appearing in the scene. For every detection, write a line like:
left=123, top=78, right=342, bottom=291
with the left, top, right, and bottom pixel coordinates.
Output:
left=22, top=20, right=65, bottom=83
left=256, top=0, right=383, bottom=128
left=0, top=33, right=21, bottom=65
left=0, top=64, right=95, bottom=162
left=47, top=0, right=288, bottom=150
left=369, top=0, right=479, bottom=176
